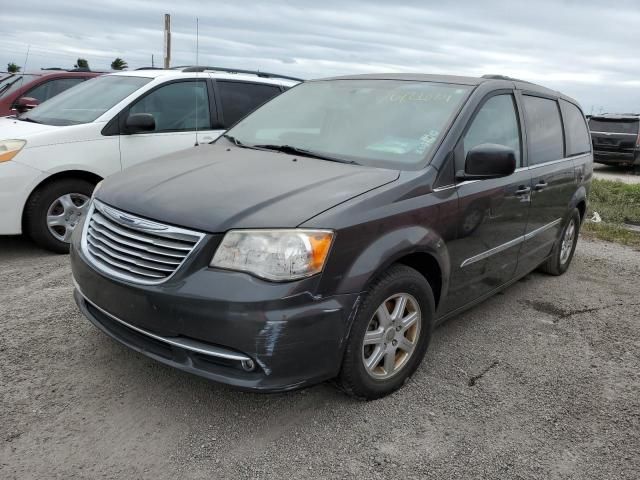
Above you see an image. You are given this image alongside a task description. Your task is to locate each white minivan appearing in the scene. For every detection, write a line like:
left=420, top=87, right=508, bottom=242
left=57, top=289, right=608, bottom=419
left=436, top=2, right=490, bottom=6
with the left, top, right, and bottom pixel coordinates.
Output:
left=0, top=67, right=299, bottom=251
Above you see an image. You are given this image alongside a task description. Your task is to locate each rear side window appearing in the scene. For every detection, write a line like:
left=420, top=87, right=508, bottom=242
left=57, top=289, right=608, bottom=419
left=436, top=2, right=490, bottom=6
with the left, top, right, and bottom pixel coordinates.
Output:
left=463, top=94, right=522, bottom=167
left=217, top=81, right=281, bottom=128
left=560, top=100, right=591, bottom=156
left=522, top=95, right=564, bottom=164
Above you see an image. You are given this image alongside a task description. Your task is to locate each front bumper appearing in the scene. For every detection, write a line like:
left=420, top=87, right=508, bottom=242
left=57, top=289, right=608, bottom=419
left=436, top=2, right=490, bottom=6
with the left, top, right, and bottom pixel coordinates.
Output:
left=71, top=234, right=359, bottom=392
left=593, top=150, right=639, bottom=166
left=0, top=160, right=42, bottom=235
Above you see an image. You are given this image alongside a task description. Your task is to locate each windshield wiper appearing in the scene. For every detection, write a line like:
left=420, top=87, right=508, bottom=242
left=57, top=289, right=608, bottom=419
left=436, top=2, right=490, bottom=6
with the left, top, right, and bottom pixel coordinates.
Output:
left=0, top=82, right=14, bottom=96
left=251, top=144, right=359, bottom=165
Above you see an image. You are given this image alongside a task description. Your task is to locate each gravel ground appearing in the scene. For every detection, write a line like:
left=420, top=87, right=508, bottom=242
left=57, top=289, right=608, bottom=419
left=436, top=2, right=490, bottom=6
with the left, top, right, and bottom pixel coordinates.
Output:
left=593, top=163, right=640, bottom=184
left=1, top=235, right=639, bottom=480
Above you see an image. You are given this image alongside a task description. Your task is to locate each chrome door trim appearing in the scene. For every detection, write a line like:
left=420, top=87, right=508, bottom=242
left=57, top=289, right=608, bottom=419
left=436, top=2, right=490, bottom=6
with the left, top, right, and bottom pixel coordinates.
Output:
left=515, top=153, right=590, bottom=172
left=432, top=184, right=457, bottom=192
left=461, top=218, right=562, bottom=268
left=460, top=236, right=524, bottom=268
left=523, top=218, right=562, bottom=241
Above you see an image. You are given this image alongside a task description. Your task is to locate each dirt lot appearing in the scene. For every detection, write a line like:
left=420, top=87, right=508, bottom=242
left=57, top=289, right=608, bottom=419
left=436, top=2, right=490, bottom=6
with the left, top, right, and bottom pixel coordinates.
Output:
left=593, top=163, right=640, bottom=184
left=1, top=235, right=639, bottom=480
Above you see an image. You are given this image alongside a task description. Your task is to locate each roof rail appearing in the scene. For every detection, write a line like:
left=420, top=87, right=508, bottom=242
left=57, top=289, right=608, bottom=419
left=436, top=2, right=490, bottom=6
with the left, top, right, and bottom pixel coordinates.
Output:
left=481, top=74, right=533, bottom=84
left=135, top=67, right=166, bottom=70
left=40, top=67, right=107, bottom=73
left=180, top=66, right=303, bottom=82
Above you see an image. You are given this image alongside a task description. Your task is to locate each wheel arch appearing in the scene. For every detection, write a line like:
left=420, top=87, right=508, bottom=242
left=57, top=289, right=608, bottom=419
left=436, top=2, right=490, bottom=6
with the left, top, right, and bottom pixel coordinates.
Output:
left=21, top=170, right=103, bottom=228
left=328, top=226, right=451, bottom=311
left=568, top=185, right=588, bottom=225
left=394, top=252, right=443, bottom=310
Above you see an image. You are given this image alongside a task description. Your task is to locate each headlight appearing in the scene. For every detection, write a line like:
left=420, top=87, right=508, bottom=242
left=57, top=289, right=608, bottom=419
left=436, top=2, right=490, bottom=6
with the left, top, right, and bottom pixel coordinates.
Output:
left=210, top=229, right=334, bottom=281
left=0, top=139, right=26, bottom=163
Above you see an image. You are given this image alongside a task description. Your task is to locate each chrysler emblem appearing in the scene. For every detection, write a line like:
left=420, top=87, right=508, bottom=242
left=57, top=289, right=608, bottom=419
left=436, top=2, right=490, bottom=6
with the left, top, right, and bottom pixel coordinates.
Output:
left=97, top=202, right=168, bottom=232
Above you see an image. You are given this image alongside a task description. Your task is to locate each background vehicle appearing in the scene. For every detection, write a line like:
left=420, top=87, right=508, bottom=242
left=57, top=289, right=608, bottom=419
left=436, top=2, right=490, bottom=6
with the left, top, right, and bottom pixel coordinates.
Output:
left=589, top=113, right=640, bottom=172
left=0, top=69, right=103, bottom=116
left=0, top=66, right=300, bottom=252
left=71, top=74, right=593, bottom=399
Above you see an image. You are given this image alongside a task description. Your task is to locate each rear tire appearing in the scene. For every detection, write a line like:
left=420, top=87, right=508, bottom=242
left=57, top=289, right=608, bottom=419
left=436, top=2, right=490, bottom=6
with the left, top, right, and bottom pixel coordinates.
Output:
left=24, top=178, right=95, bottom=253
left=337, top=264, right=435, bottom=400
left=538, top=208, right=581, bottom=276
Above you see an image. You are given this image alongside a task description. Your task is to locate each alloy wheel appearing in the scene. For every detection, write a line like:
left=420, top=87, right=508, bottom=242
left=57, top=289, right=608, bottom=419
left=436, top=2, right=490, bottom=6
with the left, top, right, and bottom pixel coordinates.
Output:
left=362, top=293, right=421, bottom=379
left=560, top=218, right=576, bottom=265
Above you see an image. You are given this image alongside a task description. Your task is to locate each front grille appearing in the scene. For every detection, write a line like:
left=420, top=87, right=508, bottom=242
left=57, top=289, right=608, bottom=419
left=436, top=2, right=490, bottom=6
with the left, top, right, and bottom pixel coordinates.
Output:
left=82, top=200, right=204, bottom=284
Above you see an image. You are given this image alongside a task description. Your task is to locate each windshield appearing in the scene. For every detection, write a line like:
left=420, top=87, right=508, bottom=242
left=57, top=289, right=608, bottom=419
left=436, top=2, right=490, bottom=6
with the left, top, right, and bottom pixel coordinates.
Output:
left=226, top=80, right=471, bottom=169
left=21, top=75, right=152, bottom=126
left=0, top=74, right=38, bottom=99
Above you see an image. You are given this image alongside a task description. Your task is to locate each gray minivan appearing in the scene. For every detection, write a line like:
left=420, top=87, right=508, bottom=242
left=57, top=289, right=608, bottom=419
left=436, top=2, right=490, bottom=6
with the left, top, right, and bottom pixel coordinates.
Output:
left=71, top=74, right=592, bottom=399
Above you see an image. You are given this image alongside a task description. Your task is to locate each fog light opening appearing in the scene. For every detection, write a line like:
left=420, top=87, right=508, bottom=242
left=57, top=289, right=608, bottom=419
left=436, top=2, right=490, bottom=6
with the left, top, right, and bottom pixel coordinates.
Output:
left=241, top=359, right=256, bottom=372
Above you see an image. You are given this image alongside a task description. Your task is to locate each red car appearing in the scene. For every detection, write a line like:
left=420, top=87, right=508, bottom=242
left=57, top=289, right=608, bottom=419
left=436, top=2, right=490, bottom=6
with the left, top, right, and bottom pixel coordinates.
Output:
left=0, top=70, right=103, bottom=116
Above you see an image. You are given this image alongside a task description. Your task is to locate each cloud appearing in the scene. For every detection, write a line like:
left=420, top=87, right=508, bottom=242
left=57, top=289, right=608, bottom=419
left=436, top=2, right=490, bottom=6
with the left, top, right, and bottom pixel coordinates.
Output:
left=1, top=0, right=639, bottom=112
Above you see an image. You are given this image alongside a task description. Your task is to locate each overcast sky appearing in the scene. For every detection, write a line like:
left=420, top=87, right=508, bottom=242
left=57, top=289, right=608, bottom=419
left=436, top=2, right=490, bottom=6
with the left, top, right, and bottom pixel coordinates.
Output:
left=2, top=0, right=640, bottom=113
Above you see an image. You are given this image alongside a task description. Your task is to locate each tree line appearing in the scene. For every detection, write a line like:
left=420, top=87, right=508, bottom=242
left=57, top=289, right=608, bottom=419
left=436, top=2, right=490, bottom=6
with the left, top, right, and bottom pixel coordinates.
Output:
left=6, top=57, right=128, bottom=73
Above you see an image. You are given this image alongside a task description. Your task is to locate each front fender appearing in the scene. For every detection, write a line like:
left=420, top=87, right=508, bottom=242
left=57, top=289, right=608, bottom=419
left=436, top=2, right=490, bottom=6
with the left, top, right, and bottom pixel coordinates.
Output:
left=319, top=225, right=451, bottom=300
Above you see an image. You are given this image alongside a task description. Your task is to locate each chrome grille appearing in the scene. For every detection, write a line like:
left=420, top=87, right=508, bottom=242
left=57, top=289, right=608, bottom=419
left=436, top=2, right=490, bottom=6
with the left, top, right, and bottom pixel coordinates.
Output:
left=81, top=200, right=204, bottom=284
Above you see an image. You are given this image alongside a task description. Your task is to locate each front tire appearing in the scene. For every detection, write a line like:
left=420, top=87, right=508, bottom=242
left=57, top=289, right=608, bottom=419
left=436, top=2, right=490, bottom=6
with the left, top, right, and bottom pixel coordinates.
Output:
left=337, top=264, right=435, bottom=400
left=539, top=208, right=581, bottom=276
left=24, top=178, right=95, bottom=253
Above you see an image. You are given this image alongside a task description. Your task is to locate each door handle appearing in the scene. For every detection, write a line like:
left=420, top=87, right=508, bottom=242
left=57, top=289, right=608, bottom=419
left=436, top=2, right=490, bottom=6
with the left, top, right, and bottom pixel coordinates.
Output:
left=534, top=181, right=548, bottom=191
left=515, top=186, right=531, bottom=196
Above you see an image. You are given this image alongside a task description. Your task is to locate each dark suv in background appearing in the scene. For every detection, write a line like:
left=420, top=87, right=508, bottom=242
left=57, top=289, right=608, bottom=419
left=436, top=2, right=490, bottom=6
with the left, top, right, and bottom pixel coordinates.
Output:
left=589, top=113, right=640, bottom=172
left=0, top=69, right=102, bottom=116
left=71, top=74, right=592, bottom=399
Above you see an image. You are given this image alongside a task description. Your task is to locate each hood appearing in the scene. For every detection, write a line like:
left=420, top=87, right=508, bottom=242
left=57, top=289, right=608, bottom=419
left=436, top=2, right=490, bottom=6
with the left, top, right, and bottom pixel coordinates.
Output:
left=98, top=144, right=400, bottom=232
left=0, top=116, right=58, bottom=138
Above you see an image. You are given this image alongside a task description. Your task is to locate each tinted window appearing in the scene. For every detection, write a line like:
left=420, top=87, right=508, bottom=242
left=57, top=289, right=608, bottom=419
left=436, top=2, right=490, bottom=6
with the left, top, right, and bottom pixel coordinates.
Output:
left=463, top=94, right=521, bottom=167
left=589, top=118, right=639, bottom=134
left=560, top=100, right=591, bottom=156
left=218, top=81, right=281, bottom=127
left=24, top=78, right=85, bottom=103
left=523, top=95, right=564, bottom=164
left=129, top=80, right=211, bottom=132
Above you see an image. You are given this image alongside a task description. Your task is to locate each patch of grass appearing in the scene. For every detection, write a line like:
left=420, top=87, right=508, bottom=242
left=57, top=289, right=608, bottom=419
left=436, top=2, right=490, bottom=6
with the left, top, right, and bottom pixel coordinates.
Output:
left=582, top=179, right=640, bottom=248
left=582, top=222, right=640, bottom=248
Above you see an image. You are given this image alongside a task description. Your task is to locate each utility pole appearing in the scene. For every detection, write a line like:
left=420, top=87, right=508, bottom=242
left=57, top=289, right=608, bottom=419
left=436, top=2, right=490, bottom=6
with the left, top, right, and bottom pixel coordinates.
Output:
left=163, top=14, right=171, bottom=69
left=151, top=54, right=155, bottom=68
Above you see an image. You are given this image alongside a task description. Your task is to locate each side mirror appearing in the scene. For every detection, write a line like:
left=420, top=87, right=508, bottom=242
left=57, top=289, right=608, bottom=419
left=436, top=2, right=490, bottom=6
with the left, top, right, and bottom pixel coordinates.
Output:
left=125, top=113, right=156, bottom=133
left=14, top=97, right=40, bottom=113
left=457, top=143, right=516, bottom=181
